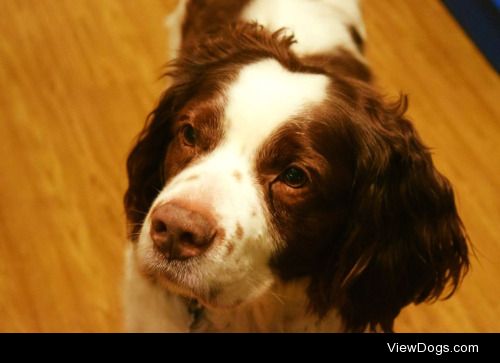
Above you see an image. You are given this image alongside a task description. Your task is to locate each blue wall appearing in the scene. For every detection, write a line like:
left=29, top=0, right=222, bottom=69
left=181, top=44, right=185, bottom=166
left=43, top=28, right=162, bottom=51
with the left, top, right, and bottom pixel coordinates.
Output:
left=442, top=0, right=500, bottom=73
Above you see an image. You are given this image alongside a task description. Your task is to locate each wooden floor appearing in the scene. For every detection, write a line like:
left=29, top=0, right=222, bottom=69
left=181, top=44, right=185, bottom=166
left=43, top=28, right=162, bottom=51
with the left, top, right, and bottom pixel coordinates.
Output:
left=0, top=0, right=499, bottom=332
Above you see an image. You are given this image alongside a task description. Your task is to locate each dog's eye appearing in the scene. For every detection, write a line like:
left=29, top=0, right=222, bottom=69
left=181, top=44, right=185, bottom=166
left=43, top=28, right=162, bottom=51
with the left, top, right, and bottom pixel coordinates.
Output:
left=181, top=124, right=197, bottom=146
left=281, top=167, right=308, bottom=188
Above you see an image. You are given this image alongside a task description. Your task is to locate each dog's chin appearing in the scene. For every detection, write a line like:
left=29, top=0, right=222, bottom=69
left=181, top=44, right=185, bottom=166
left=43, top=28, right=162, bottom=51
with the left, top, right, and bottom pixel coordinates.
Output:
left=153, top=269, right=273, bottom=311
left=154, top=271, right=196, bottom=296
left=137, top=247, right=275, bottom=310
left=155, top=274, right=242, bottom=310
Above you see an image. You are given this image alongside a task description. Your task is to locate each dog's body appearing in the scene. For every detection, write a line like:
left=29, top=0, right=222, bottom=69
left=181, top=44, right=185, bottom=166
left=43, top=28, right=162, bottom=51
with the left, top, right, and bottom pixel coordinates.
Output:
left=124, top=0, right=469, bottom=332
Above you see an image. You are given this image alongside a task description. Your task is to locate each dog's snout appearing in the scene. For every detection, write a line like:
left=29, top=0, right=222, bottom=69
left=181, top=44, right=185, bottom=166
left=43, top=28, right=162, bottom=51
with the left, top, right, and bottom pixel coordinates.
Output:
left=150, top=202, right=216, bottom=260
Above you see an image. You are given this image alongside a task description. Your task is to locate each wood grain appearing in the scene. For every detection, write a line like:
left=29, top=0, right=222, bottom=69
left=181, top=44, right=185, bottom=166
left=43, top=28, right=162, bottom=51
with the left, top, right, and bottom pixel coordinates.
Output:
left=0, top=0, right=498, bottom=332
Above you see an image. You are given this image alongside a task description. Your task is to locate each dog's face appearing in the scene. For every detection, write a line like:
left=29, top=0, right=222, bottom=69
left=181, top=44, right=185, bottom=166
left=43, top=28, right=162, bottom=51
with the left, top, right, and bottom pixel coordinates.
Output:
left=125, top=25, right=469, bottom=331
left=136, top=58, right=343, bottom=307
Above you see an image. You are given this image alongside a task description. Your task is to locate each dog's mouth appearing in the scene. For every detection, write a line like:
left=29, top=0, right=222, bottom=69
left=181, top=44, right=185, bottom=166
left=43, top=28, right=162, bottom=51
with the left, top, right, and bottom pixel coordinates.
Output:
left=152, top=262, right=203, bottom=296
left=138, top=239, right=274, bottom=310
left=142, top=257, right=232, bottom=309
left=155, top=270, right=247, bottom=310
left=147, top=268, right=262, bottom=313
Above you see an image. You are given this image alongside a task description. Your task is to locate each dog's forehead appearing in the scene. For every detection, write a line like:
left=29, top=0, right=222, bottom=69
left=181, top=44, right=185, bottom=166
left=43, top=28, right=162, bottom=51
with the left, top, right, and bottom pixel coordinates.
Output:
left=222, top=59, right=329, bottom=154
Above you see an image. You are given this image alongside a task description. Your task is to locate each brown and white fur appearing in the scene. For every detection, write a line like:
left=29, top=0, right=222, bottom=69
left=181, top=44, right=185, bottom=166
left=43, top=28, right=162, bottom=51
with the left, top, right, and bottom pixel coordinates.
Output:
left=123, top=0, right=469, bottom=332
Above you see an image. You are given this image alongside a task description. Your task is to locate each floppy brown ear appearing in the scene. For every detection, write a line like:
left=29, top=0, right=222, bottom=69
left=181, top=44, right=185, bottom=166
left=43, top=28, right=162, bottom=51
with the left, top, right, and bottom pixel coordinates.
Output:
left=124, top=84, right=185, bottom=240
left=310, top=91, right=470, bottom=332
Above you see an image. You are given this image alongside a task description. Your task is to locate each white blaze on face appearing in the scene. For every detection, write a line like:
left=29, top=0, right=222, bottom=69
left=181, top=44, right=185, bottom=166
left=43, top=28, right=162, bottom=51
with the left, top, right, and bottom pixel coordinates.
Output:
left=140, top=58, right=329, bottom=305
left=224, top=59, right=329, bottom=155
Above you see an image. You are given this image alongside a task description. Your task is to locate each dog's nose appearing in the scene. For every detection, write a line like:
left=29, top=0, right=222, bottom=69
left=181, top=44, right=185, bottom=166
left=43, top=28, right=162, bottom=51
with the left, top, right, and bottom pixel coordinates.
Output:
left=150, top=202, right=216, bottom=260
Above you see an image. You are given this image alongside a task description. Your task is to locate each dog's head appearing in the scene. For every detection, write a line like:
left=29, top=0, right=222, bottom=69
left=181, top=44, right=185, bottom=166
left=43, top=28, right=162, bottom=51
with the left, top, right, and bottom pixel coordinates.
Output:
left=125, top=24, right=469, bottom=332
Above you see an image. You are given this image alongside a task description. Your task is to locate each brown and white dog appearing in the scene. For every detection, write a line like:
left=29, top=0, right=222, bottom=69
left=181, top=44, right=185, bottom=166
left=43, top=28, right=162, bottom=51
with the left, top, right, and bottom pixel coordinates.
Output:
left=123, top=0, right=469, bottom=332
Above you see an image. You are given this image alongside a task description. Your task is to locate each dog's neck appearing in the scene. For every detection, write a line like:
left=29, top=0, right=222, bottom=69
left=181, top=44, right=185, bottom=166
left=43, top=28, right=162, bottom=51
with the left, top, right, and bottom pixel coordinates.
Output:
left=188, top=280, right=343, bottom=332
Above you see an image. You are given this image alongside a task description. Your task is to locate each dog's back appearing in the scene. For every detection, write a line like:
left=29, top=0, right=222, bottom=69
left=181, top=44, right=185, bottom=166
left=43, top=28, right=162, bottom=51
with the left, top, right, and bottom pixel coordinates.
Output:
left=168, top=0, right=364, bottom=59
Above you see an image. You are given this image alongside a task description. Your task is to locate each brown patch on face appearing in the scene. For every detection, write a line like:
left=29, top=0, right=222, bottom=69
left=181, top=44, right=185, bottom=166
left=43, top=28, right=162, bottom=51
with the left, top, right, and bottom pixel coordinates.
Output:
left=255, top=110, right=354, bottom=277
left=163, top=95, right=225, bottom=183
left=232, top=170, right=242, bottom=181
left=235, top=223, right=244, bottom=240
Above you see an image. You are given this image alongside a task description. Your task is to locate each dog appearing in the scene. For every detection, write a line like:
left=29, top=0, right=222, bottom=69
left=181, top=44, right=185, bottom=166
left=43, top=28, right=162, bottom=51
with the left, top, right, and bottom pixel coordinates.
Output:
left=123, top=0, right=469, bottom=332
